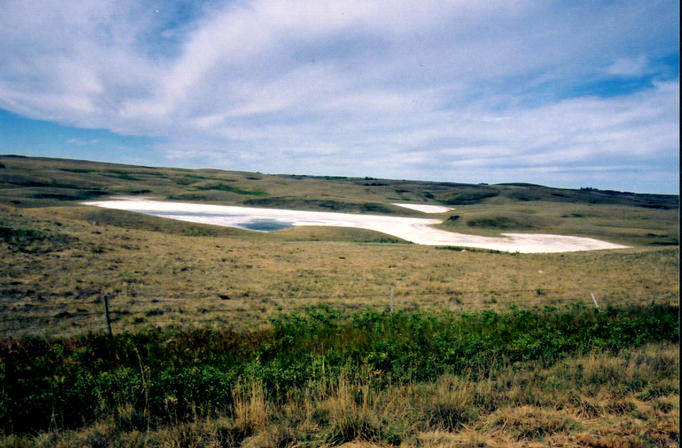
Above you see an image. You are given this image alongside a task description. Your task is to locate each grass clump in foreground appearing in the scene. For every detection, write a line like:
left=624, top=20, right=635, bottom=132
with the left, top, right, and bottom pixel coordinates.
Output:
left=0, top=304, right=678, bottom=447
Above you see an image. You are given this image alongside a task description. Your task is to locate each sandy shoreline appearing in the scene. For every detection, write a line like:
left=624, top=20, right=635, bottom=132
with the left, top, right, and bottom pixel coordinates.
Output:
left=83, top=199, right=628, bottom=253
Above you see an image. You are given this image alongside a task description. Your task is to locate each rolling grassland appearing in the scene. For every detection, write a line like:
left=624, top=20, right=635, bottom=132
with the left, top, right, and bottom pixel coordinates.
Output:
left=0, top=156, right=678, bottom=447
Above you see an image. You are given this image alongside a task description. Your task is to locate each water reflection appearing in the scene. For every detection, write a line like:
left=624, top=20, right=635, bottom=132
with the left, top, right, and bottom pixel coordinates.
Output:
left=147, top=211, right=293, bottom=232
left=240, top=219, right=292, bottom=231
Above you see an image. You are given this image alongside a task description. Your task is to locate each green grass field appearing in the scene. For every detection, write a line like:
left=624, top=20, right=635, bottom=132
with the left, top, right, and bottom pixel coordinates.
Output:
left=0, top=155, right=678, bottom=447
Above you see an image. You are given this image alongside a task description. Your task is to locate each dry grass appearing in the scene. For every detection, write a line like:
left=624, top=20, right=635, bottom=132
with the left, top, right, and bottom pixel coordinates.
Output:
left=488, top=406, right=578, bottom=441
left=1, top=156, right=678, bottom=337
left=438, top=200, right=678, bottom=247
left=1, top=343, right=676, bottom=447
left=1, top=203, right=677, bottom=337
left=233, top=379, right=269, bottom=434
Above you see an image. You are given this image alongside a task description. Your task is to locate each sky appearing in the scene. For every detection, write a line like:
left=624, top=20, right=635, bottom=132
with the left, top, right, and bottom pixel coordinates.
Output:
left=0, top=1, right=679, bottom=194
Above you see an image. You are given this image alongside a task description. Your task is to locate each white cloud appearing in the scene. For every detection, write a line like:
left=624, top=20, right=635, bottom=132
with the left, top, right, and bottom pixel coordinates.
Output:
left=606, top=55, right=650, bottom=77
left=67, top=138, right=99, bottom=146
left=0, top=0, right=678, bottom=192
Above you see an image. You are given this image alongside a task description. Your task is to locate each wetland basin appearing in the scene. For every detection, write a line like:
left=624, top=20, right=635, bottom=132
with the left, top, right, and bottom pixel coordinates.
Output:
left=83, top=199, right=628, bottom=253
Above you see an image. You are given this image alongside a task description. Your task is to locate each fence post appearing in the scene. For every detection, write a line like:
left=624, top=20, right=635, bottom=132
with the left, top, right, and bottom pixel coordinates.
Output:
left=590, top=292, right=600, bottom=310
left=390, top=287, right=395, bottom=313
left=104, top=294, right=113, bottom=336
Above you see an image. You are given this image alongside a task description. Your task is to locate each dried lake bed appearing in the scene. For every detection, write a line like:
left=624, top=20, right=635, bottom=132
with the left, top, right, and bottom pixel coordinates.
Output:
left=84, top=199, right=629, bottom=253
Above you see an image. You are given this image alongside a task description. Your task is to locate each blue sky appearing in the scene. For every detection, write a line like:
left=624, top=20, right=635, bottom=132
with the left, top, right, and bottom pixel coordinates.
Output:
left=0, top=1, right=678, bottom=194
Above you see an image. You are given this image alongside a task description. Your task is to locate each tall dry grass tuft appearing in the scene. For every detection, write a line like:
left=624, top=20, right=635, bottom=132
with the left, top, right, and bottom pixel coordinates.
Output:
left=488, top=406, right=578, bottom=442
left=581, top=353, right=628, bottom=385
left=414, top=375, right=478, bottom=432
left=570, top=395, right=604, bottom=420
left=232, top=378, right=270, bottom=436
left=314, top=371, right=417, bottom=445
left=319, top=375, right=381, bottom=444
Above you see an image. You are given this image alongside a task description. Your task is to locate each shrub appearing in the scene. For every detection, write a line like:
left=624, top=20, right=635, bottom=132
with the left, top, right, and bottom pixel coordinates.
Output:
left=0, top=305, right=677, bottom=434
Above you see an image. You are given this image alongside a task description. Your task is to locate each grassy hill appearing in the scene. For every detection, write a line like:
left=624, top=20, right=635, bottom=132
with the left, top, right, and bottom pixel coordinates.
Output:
left=0, top=155, right=678, bottom=447
left=1, top=155, right=678, bottom=246
left=1, top=155, right=677, bottom=210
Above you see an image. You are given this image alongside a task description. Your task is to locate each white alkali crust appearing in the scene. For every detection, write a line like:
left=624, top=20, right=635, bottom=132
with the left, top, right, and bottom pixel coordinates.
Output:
left=84, top=199, right=629, bottom=253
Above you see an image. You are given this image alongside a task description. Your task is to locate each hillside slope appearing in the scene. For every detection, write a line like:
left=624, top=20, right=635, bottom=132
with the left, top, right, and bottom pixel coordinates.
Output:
left=1, top=155, right=678, bottom=246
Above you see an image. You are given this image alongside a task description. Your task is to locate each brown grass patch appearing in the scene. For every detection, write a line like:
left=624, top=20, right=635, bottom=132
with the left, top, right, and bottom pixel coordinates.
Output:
left=487, top=406, right=578, bottom=441
left=1, top=203, right=677, bottom=337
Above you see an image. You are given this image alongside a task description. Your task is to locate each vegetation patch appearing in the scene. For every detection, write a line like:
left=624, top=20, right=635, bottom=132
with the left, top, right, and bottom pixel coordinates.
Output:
left=241, top=197, right=408, bottom=215
left=0, top=304, right=677, bottom=436
left=0, top=226, right=46, bottom=245
left=30, top=189, right=108, bottom=201
left=489, top=406, right=578, bottom=441
left=467, top=216, right=535, bottom=230
left=444, top=190, right=499, bottom=205
left=0, top=211, right=78, bottom=252
left=194, top=182, right=268, bottom=196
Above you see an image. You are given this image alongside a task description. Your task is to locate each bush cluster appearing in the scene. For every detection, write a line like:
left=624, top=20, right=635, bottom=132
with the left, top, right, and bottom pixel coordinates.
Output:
left=0, top=304, right=677, bottom=433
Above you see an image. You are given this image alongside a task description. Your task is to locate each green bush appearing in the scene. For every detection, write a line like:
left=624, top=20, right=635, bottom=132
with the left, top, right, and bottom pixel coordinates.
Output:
left=0, top=305, right=677, bottom=433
